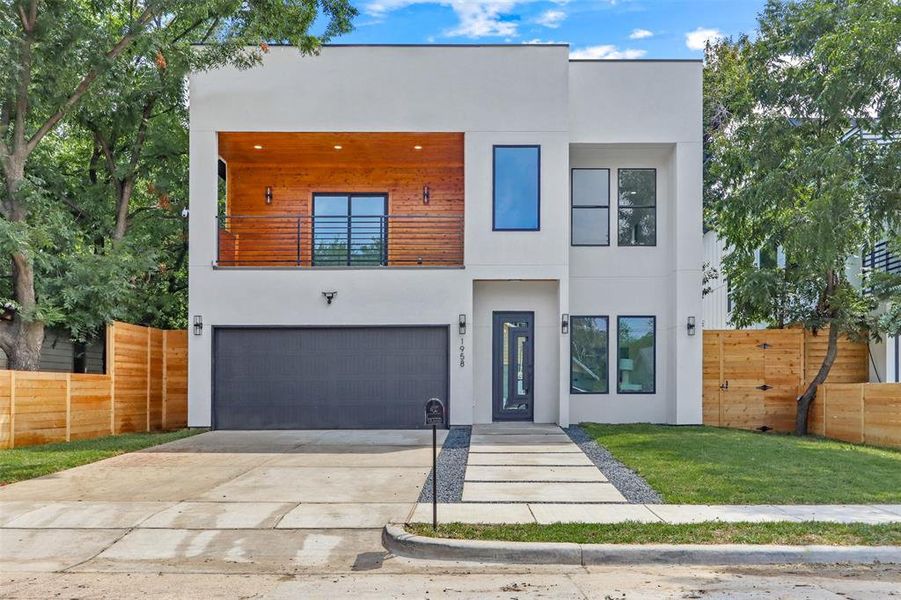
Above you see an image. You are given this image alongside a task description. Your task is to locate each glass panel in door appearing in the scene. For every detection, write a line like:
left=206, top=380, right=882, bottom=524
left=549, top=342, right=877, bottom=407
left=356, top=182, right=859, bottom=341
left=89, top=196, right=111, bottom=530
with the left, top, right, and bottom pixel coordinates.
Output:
left=493, top=312, right=534, bottom=421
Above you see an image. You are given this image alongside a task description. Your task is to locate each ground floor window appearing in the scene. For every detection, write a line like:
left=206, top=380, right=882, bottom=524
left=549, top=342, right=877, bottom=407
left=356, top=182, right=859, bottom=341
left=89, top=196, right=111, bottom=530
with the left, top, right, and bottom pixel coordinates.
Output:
left=570, top=316, right=609, bottom=393
left=617, top=316, right=656, bottom=393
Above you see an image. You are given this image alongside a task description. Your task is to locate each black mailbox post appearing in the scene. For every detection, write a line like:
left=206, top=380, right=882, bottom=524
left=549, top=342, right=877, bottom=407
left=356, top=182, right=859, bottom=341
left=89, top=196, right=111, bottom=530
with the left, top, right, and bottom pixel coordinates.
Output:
left=424, top=398, right=445, bottom=529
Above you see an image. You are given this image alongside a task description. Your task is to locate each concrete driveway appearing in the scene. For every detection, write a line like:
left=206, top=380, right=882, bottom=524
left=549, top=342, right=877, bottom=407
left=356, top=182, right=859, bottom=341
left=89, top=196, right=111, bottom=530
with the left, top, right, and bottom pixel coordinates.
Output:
left=0, top=430, right=446, bottom=574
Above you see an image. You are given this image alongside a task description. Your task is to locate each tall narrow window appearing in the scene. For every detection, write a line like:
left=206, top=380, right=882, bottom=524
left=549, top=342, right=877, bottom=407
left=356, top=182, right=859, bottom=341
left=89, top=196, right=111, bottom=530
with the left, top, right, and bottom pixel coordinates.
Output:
left=493, top=145, right=540, bottom=231
left=313, top=193, right=387, bottom=266
left=570, top=316, right=609, bottom=393
left=617, top=316, right=656, bottom=393
left=618, top=168, right=656, bottom=246
left=571, top=169, right=609, bottom=246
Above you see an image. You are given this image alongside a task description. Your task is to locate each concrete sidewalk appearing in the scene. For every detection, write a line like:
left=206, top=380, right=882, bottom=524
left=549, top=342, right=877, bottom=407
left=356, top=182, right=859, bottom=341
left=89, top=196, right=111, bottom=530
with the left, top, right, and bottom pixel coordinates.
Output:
left=408, top=502, right=901, bottom=524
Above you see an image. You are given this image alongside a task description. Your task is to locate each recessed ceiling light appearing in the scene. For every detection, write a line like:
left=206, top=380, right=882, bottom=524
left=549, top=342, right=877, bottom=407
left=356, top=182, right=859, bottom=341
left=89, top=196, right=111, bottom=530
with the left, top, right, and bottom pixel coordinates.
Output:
left=333, top=145, right=342, bottom=150
left=253, top=145, right=263, bottom=150
left=413, top=145, right=423, bottom=150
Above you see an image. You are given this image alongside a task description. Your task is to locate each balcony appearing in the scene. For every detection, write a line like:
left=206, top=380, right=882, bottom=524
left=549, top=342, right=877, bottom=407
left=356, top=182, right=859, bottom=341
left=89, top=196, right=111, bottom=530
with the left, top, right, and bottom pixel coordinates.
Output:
left=217, top=214, right=464, bottom=267
left=215, top=131, right=464, bottom=268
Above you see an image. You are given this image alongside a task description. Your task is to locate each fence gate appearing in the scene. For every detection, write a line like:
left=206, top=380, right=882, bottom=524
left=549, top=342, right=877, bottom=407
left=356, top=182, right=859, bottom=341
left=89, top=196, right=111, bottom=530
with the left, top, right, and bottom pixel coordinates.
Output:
left=703, top=330, right=803, bottom=431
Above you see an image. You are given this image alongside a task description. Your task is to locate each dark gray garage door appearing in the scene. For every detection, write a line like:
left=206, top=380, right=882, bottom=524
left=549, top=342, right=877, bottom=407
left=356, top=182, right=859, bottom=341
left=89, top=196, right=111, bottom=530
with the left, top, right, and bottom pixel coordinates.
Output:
left=213, top=327, right=449, bottom=429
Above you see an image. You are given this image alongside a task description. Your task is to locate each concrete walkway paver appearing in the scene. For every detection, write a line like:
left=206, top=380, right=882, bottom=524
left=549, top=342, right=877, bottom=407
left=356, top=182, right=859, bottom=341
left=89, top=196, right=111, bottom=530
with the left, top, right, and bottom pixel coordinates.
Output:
left=462, top=423, right=626, bottom=503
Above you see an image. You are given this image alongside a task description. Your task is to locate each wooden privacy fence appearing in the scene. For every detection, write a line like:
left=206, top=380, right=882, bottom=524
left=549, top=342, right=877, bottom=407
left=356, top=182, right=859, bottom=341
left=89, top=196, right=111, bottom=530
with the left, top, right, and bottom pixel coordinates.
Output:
left=0, top=321, right=187, bottom=448
left=809, top=383, right=901, bottom=448
left=703, top=328, right=869, bottom=433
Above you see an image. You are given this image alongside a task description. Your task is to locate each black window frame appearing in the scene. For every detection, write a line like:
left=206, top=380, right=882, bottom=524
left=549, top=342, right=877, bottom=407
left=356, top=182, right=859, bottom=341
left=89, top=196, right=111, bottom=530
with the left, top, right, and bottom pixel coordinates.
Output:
left=492, top=144, right=541, bottom=232
left=617, top=168, right=657, bottom=247
left=570, top=168, right=610, bottom=247
left=569, top=315, right=610, bottom=395
left=616, top=315, right=657, bottom=395
left=312, top=192, right=389, bottom=266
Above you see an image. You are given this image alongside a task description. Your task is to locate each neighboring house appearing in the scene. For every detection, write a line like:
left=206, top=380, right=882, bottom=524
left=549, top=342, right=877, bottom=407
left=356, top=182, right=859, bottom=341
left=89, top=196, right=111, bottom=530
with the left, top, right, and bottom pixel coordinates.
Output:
left=702, top=230, right=899, bottom=383
left=0, top=327, right=104, bottom=373
left=187, top=45, right=703, bottom=430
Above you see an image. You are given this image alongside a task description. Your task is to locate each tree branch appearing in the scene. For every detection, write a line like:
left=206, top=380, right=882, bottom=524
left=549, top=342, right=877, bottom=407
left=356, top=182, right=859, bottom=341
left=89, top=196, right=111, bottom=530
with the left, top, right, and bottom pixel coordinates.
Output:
left=24, top=6, right=158, bottom=157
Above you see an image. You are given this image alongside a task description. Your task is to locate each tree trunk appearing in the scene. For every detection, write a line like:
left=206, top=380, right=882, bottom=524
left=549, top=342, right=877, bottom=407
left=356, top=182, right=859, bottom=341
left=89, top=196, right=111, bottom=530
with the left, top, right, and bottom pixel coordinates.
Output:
left=0, top=161, right=45, bottom=370
left=795, top=325, right=839, bottom=435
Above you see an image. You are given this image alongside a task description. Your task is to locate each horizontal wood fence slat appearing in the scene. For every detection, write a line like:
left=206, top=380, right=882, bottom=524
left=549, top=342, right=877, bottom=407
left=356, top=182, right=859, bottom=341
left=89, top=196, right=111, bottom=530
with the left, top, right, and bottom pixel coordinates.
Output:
left=703, top=328, right=900, bottom=447
left=0, top=322, right=188, bottom=449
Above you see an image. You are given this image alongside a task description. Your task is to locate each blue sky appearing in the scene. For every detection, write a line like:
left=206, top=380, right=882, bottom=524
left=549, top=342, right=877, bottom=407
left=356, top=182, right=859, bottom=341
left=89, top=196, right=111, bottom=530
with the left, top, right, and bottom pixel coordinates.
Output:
left=332, top=0, right=767, bottom=59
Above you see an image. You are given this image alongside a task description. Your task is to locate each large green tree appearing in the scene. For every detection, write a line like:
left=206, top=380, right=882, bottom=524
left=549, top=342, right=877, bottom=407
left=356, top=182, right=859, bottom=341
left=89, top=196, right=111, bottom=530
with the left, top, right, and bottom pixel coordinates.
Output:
left=705, top=0, right=901, bottom=434
left=0, top=0, right=356, bottom=368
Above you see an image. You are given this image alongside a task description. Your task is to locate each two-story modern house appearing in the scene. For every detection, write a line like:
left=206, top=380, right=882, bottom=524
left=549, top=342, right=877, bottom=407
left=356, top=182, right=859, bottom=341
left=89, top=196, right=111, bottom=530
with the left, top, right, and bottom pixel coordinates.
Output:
left=187, top=45, right=703, bottom=430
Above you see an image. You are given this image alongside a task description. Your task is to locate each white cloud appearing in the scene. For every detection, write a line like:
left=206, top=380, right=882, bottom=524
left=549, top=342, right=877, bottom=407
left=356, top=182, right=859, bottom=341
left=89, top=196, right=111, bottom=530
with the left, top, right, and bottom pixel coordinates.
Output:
left=629, top=28, right=653, bottom=40
left=570, top=44, right=646, bottom=60
left=685, top=26, right=723, bottom=50
left=365, top=0, right=520, bottom=38
left=522, top=38, right=567, bottom=45
left=535, top=9, right=566, bottom=28
left=364, top=0, right=616, bottom=38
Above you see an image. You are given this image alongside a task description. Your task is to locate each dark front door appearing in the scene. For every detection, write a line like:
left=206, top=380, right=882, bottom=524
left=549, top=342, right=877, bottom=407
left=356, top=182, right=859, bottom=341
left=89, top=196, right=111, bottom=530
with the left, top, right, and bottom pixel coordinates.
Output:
left=492, top=312, right=534, bottom=421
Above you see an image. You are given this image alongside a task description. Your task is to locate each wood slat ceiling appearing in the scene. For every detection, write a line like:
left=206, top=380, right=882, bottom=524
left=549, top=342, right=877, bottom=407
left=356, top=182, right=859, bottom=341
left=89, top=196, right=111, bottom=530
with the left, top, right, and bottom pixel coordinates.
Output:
left=218, top=132, right=464, bottom=167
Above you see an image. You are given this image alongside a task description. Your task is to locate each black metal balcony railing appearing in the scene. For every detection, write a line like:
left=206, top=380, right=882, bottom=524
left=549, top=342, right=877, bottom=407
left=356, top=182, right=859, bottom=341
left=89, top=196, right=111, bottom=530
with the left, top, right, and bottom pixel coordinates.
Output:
left=863, top=240, right=900, bottom=276
left=216, top=214, right=464, bottom=267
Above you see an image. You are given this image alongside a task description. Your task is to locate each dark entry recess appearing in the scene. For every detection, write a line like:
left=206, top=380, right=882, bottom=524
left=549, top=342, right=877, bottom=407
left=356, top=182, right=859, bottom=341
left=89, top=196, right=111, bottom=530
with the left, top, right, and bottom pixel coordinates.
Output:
left=213, top=326, right=449, bottom=429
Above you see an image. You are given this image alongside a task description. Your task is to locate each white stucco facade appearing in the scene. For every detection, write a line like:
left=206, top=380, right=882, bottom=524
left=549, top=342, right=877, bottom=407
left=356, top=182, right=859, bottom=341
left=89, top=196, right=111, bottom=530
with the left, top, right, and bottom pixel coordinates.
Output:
left=188, top=46, right=704, bottom=428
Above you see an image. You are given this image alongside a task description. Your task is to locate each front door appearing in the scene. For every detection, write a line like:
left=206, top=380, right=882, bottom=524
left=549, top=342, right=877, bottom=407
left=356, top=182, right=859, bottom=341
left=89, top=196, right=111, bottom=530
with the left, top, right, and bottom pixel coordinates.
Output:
left=492, top=312, right=534, bottom=421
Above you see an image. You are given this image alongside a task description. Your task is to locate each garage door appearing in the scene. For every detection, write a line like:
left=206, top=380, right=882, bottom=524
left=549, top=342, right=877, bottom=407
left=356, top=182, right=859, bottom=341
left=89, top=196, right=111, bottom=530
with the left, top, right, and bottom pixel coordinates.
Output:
left=212, top=327, right=449, bottom=429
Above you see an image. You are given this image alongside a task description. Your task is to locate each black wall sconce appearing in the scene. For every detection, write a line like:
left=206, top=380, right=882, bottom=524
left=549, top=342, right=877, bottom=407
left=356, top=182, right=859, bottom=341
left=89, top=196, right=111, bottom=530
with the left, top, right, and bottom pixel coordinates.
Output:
left=687, top=316, right=696, bottom=336
left=265, top=186, right=273, bottom=205
left=422, top=185, right=430, bottom=205
left=193, top=315, right=203, bottom=336
left=322, top=290, right=337, bottom=305
left=458, top=314, right=466, bottom=335
left=561, top=313, right=569, bottom=334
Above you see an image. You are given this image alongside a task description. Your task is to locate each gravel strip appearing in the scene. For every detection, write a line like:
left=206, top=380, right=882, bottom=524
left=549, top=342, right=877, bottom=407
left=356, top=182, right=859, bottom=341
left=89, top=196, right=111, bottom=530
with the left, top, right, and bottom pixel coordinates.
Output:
left=419, top=426, right=471, bottom=503
left=564, top=425, right=663, bottom=504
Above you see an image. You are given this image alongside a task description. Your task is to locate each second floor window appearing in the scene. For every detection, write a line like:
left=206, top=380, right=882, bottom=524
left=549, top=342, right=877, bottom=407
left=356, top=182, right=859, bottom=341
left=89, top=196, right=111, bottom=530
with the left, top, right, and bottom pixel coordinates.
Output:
left=313, top=193, right=387, bottom=266
left=571, top=168, right=610, bottom=246
left=618, top=168, right=656, bottom=246
left=493, top=145, right=540, bottom=231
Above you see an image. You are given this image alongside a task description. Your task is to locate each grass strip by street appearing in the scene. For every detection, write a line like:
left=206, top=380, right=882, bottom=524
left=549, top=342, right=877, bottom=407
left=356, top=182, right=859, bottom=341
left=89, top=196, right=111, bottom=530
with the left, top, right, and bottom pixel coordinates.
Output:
left=0, top=429, right=204, bottom=485
left=581, top=423, right=901, bottom=505
left=406, top=522, right=901, bottom=546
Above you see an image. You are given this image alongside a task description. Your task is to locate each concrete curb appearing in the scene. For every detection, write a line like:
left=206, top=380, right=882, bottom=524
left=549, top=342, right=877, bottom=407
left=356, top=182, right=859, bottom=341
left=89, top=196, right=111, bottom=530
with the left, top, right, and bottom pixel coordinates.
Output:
left=383, top=524, right=901, bottom=565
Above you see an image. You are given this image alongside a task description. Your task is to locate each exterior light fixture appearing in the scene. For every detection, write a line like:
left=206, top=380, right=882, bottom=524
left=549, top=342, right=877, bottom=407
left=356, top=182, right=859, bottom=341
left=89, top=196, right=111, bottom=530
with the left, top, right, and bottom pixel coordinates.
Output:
left=561, top=314, right=569, bottom=334
left=333, top=144, right=342, bottom=150
left=265, top=186, right=273, bottom=205
left=458, top=314, right=466, bottom=335
left=193, top=315, right=203, bottom=336
left=413, top=145, right=423, bottom=150
left=253, top=144, right=263, bottom=150
left=687, top=316, right=696, bottom=336
left=423, top=185, right=430, bottom=205
left=322, top=291, right=337, bottom=305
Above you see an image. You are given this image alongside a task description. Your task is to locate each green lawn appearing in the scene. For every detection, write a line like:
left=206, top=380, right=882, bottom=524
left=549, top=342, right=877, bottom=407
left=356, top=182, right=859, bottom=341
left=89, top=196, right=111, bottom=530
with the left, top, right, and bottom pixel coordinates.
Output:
left=407, top=522, right=901, bottom=546
left=581, top=424, right=901, bottom=504
left=0, top=429, right=204, bottom=485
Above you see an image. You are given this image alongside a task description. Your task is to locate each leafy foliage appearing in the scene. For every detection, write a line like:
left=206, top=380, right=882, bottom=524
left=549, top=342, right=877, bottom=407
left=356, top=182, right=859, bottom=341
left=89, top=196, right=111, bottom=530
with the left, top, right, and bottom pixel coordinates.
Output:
left=706, top=0, right=901, bottom=335
left=704, top=0, right=900, bottom=431
left=0, top=1, right=357, bottom=355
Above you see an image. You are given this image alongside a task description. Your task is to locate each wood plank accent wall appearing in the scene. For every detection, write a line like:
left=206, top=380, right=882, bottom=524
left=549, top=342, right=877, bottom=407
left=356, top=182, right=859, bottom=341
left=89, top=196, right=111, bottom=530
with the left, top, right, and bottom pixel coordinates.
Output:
left=223, top=156, right=465, bottom=266
left=0, top=322, right=188, bottom=449
left=703, top=328, right=871, bottom=434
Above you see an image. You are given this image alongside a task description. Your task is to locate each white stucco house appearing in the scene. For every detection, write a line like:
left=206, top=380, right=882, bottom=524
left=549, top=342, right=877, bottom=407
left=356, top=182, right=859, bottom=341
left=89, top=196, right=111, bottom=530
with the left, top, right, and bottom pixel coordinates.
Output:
left=187, top=45, right=703, bottom=429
